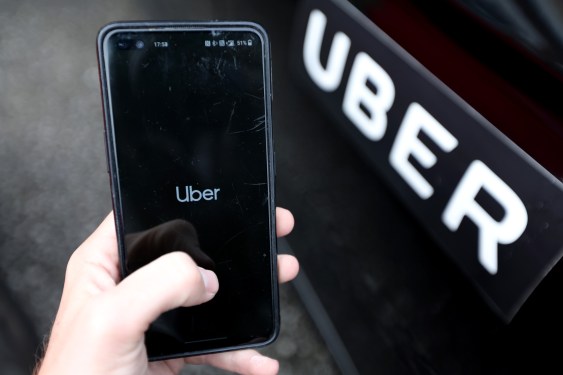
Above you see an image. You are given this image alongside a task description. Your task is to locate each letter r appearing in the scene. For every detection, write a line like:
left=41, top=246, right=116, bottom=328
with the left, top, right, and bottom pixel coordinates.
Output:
left=442, top=160, right=528, bottom=275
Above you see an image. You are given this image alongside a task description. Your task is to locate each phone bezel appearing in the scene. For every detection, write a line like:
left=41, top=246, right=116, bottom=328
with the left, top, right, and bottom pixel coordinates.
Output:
left=96, top=20, right=278, bottom=361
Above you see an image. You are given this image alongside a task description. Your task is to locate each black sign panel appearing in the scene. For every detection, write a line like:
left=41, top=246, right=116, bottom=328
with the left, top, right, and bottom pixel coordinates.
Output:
left=290, top=0, right=563, bottom=321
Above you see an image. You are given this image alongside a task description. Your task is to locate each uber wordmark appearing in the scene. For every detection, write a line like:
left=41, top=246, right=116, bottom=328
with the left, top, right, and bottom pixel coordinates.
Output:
left=302, top=9, right=528, bottom=275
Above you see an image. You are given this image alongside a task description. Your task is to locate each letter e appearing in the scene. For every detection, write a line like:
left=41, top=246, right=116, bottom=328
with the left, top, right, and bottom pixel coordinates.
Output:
left=390, top=102, right=459, bottom=199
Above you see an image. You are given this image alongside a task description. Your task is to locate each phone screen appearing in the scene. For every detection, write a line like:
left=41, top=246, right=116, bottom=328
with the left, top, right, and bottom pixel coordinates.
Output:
left=98, top=23, right=277, bottom=359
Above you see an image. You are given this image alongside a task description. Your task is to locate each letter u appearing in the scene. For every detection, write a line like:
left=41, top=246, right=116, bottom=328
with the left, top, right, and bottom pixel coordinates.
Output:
left=176, top=186, right=190, bottom=202
left=303, top=9, right=351, bottom=92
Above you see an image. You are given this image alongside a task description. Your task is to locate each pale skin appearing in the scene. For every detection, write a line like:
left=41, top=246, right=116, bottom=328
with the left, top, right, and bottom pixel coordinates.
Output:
left=36, top=207, right=299, bottom=375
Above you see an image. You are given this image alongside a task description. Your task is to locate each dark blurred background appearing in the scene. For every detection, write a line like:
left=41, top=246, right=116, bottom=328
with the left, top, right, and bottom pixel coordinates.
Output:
left=0, top=0, right=340, bottom=374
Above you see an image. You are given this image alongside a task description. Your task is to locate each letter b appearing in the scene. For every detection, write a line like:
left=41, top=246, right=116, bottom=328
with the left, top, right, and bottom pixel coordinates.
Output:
left=189, top=186, right=202, bottom=202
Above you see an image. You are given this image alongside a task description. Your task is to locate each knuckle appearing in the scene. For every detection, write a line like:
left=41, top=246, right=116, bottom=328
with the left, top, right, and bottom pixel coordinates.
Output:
left=166, top=252, right=200, bottom=288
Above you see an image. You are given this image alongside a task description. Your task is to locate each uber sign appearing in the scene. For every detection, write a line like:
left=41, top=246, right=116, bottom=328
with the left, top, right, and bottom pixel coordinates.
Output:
left=291, top=0, right=563, bottom=320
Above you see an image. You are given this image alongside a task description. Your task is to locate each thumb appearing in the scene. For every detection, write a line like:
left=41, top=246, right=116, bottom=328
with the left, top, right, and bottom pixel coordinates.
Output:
left=108, top=251, right=219, bottom=335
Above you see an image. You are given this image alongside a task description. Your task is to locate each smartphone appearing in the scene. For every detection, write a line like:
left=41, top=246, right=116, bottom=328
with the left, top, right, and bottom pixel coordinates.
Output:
left=96, top=21, right=278, bottom=360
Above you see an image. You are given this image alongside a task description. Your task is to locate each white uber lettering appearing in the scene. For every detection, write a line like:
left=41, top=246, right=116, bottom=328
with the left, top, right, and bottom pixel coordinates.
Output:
left=442, top=160, right=528, bottom=275
left=301, top=10, right=528, bottom=279
left=389, top=103, right=459, bottom=199
left=342, top=52, right=395, bottom=141
left=303, top=9, right=351, bottom=92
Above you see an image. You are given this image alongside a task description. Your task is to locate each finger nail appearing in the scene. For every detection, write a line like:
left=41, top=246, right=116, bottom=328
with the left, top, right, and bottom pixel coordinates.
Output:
left=199, top=267, right=219, bottom=294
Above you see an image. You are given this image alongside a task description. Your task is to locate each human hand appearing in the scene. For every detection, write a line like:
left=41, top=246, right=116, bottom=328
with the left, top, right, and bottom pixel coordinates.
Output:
left=35, top=207, right=299, bottom=375
left=125, top=219, right=215, bottom=272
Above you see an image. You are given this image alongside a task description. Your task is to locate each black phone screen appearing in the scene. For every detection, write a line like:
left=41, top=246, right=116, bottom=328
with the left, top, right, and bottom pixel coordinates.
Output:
left=99, top=23, right=277, bottom=359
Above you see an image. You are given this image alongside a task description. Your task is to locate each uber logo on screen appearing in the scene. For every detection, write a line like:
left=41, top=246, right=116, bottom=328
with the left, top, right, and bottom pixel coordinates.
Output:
left=176, top=185, right=221, bottom=203
left=292, top=0, right=563, bottom=320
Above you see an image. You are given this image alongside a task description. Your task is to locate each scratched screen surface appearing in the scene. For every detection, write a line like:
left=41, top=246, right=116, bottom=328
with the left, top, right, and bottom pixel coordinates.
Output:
left=104, top=28, right=275, bottom=357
